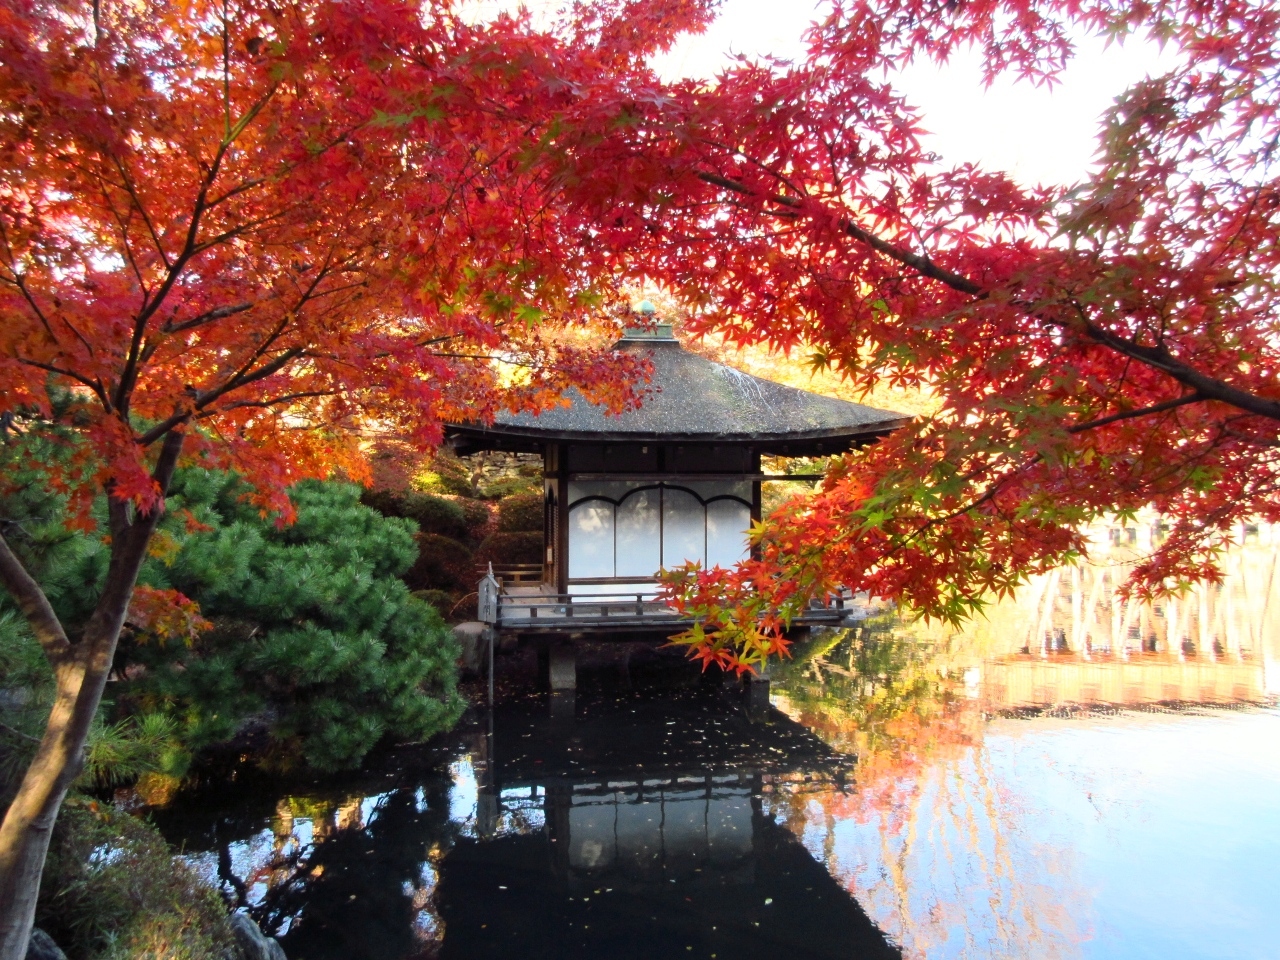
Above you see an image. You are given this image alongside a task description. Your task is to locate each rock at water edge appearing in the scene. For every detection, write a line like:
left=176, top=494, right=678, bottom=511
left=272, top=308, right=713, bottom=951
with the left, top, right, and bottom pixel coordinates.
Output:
left=229, top=912, right=287, bottom=960
left=453, top=621, right=490, bottom=676
left=26, top=929, right=67, bottom=960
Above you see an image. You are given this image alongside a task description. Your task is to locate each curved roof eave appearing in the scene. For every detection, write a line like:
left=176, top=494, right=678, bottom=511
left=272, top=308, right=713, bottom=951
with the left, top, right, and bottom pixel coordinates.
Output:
left=444, top=417, right=913, bottom=445
left=446, top=337, right=912, bottom=447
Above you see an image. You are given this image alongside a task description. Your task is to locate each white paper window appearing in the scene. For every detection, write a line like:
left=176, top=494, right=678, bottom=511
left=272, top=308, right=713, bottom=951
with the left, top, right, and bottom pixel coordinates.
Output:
left=568, top=500, right=615, bottom=579
left=615, top=488, right=662, bottom=577
left=706, top=499, right=750, bottom=568
left=662, top=488, right=706, bottom=569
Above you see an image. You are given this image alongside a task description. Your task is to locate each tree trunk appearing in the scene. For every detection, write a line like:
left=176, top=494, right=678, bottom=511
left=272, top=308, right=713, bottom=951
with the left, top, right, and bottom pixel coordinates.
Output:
left=0, top=656, right=96, bottom=960
left=0, top=432, right=184, bottom=960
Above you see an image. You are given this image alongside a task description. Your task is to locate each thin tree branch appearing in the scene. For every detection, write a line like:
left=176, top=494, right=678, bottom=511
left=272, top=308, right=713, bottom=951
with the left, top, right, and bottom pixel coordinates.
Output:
left=0, top=530, right=73, bottom=667
left=162, top=301, right=254, bottom=334
left=697, top=169, right=1280, bottom=425
left=1066, top=393, right=1205, bottom=434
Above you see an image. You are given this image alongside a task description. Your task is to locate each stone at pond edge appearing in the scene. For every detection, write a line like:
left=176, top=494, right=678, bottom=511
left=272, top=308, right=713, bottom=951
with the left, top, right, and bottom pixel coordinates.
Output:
left=25, top=929, right=66, bottom=960
left=229, top=912, right=287, bottom=960
left=453, top=621, right=491, bottom=677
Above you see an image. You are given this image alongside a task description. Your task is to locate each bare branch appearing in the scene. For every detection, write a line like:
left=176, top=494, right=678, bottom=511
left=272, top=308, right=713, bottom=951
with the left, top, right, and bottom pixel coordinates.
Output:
left=162, top=301, right=254, bottom=334
left=1066, top=393, right=1205, bottom=434
left=0, top=530, right=72, bottom=667
left=698, top=169, right=1280, bottom=425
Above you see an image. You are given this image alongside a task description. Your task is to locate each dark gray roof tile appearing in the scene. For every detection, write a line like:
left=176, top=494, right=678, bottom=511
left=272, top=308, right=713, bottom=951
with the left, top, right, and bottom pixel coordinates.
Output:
left=452, top=336, right=909, bottom=444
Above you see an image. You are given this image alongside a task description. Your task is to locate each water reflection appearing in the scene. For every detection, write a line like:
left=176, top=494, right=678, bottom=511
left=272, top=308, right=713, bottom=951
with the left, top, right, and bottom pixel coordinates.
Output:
left=765, top=536, right=1280, bottom=960
left=154, top=681, right=899, bottom=960
left=150, top=540, right=1280, bottom=960
left=963, top=526, right=1280, bottom=709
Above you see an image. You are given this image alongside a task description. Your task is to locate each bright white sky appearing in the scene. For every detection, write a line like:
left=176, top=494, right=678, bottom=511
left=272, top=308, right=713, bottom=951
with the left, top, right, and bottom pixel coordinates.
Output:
left=459, top=0, right=1180, bottom=186
left=650, top=0, right=1181, bottom=188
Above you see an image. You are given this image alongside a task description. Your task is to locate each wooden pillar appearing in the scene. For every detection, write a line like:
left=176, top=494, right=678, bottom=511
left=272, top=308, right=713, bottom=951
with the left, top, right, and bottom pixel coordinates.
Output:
left=543, top=443, right=556, bottom=586
left=749, top=446, right=762, bottom=561
left=549, top=643, right=576, bottom=691
left=555, top=443, right=570, bottom=595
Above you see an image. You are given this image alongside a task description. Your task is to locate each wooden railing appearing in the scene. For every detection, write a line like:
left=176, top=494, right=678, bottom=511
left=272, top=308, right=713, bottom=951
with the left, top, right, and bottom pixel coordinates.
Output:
left=475, top=563, right=544, bottom=585
left=477, top=573, right=862, bottom=629
left=497, top=591, right=683, bottom=625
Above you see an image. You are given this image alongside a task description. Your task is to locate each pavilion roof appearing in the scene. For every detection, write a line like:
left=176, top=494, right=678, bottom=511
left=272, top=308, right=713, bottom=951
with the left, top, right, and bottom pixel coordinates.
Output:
left=450, top=331, right=910, bottom=451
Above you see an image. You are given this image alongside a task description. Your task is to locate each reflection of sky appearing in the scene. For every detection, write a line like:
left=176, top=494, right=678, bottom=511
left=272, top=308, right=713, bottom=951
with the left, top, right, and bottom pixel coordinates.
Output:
left=449, top=757, right=478, bottom=836
left=808, top=709, right=1280, bottom=960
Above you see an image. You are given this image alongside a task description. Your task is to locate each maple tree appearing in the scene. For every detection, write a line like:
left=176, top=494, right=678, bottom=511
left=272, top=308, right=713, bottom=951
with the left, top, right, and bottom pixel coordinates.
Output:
left=526, top=0, right=1280, bottom=671
left=4, top=0, right=1279, bottom=947
left=0, top=0, right=709, bottom=950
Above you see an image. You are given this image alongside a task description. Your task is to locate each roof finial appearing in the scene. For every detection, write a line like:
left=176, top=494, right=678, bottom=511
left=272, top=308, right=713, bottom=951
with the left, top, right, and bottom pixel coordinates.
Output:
left=636, top=299, right=657, bottom=316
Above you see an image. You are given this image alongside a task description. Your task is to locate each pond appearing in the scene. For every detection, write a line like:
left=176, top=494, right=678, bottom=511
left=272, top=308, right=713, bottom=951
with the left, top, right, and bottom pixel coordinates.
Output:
left=149, top=542, right=1280, bottom=960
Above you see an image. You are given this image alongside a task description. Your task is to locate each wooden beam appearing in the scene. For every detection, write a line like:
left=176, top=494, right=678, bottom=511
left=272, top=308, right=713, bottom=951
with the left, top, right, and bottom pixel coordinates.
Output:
left=566, top=473, right=826, bottom=481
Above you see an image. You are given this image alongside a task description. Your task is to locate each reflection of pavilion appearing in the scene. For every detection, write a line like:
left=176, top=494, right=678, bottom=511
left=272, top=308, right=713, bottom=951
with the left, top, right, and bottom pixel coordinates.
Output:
left=436, top=692, right=899, bottom=960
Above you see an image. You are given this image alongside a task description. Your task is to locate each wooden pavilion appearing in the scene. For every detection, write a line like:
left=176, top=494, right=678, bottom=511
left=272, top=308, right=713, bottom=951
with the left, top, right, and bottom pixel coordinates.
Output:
left=447, top=307, right=909, bottom=639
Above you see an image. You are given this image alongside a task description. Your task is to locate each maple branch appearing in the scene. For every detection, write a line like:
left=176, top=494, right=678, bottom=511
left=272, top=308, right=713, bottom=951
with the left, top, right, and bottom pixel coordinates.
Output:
left=0, top=528, right=73, bottom=667
left=1067, top=314, right=1280, bottom=423
left=697, top=170, right=975, bottom=288
left=204, top=390, right=336, bottom=414
left=16, top=360, right=111, bottom=409
left=114, top=83, right=282, bottom=416
left=1066, top=392, right=1205, bottom=434
left=162, top=301, right=254, bottom=334
left=136, top=347, right=304, bottom=447
left=698, top=170, right=1280, bottom=425
left=108, top=154, right=170, bottom=272
left=1221, top=427, right=1280, bottom=448
left=206, top=176, right=269, bottom=210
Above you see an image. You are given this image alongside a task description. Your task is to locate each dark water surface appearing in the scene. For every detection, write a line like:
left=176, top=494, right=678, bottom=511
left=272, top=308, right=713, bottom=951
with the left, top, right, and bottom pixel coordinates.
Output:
left=152, top=571, right=1280, bottom=959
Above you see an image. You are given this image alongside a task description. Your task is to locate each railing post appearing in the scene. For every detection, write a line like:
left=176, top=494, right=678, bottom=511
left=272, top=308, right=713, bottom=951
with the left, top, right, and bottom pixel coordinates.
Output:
left=478, top=564, right=500, bottom=624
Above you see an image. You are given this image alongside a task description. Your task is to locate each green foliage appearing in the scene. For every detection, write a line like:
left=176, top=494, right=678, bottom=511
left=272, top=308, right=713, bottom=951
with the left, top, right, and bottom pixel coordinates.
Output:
left=414, top=450, right=474, bottom=497
left=37, top=799, right=235, bottom=960
left=0, top=450, right=464, bottom=776
left=0, top=609, right=51, bottom=694
left=412, top=588, right=457, bottom=614
left=497, top=490, right=544, bottom=532
left=0, top=425, right=110, bottom=635
left=82, top=715, right=187, bottom=787
left=479, top=476, right=539, bottom=500
left=120, top=474, right=464, bottom=772
left=0, top=619, right=181, bottom=796
left=476, top=531, right=543, bottom=567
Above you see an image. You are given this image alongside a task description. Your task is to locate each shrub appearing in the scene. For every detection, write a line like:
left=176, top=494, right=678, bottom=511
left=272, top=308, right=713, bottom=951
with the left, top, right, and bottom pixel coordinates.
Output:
left=407, top=493, right=469, bottom=539
left=457, top=498, right=493, bottom=541
left=411, top=588, right=455, bottom=612
left=497, top=491, right=544, bottom=533
left=476, top=531, right=543, bottom=567
left=404, top=533, right=475, bottom=593
left=120, top=475, right=463, bottom=772
left=414, top=450, right=474, bottom=497
left=479, top=476, right=539, bottom=500
left=37, top=799, right=234, bottom=960
left=360, top=488, right=469, bottom=540
left=0, top=457, right=463, bottom=776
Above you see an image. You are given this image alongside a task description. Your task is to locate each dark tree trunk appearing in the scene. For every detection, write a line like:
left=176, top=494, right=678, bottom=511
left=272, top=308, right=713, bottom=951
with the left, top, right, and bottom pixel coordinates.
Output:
left=0, top=431, right=184, bottom=960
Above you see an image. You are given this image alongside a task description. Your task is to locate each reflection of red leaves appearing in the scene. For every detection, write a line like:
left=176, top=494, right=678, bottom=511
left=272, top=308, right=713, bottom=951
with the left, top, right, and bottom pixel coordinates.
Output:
left=126, top=586, right=211, bottom=646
